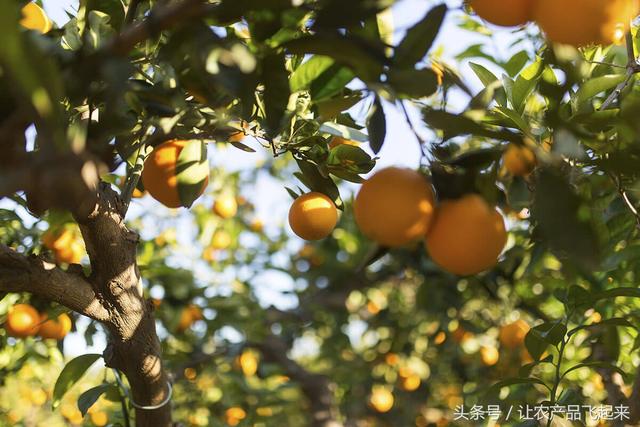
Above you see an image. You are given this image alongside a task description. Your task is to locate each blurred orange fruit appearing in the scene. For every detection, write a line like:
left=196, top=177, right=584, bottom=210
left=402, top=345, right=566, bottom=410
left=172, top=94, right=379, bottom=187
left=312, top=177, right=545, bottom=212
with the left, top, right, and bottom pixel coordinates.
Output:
left=6, top=304, right=40, bottom=338
left=369, top=387, right=394, bottom=413
left=213, top=194, right=238, bottom=219
left=503, top=142, right=536, bottom=176
left=38, top=312, right=72, bottom=340
left=533, top=0, right=639, bottom=47
left=499, top=319, right=530, bottom=349
left=469, top=0, right=534, bottom=27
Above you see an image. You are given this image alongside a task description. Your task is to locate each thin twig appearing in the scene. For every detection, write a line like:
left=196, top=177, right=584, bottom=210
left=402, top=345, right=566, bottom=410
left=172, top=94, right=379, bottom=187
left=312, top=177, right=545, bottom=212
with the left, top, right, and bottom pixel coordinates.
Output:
left=600, top=30, right=640, bottom=110
left=608, top=172, right=640, bottom=230
left=398, top=100, right=429, bottom=163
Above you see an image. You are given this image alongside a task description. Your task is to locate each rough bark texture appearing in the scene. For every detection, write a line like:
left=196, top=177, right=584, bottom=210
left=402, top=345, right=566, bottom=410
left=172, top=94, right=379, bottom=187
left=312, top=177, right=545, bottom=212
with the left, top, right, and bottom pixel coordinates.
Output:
left=75, top=182, right=171, bottom=426
left=0, top=182, right=170, bottom=426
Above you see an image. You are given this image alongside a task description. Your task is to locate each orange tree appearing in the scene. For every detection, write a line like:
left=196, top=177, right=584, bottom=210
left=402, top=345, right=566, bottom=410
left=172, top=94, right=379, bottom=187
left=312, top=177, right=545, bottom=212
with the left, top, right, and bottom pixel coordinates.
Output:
left=2, top=0, right=640, bottom=426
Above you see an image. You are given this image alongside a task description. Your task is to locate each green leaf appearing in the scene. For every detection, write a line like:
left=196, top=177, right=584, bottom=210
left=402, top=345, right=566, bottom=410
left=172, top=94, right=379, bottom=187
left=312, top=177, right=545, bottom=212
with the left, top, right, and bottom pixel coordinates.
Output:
left=387, top=68, right=439, bottom=98
left=562, top=362, right=626, bottom=379
left=284, top=34, right=385, bottom=83
left=320, top=122, right=369, bottom=142
left=592, top=287, right=640, bottom=301
left=295, top=159, right=342, bottom=209
left=262, top=53, right=291, bottom=136
left=176, top=140, right=210, bottom=208
left=289, top=56, right=355, bottom=101
left=503, top=50, right=530, bottom=77
left=532, top=168, right=601, bottom=267
left=367, top=95, right=386, bottom=154
left=327, top=144, right=376, bottom=176
left=422, top=109, right=519, bottom=142
left=53, top=354, right=102, bottom=409
left=574, top=74, right=626, bottom=112
left=511, top=58, right=543, bottom=113
left=393, top=4, right=447, bottom=69
left=316, top=95, right=363, bottom=120
left=78, top=383, right=119, bottom=416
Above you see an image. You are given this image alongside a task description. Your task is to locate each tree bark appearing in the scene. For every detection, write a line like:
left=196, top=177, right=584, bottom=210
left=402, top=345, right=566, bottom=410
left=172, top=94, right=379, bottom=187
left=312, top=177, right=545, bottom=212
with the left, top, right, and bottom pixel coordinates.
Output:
left=75, top=182, right=171, bottom=426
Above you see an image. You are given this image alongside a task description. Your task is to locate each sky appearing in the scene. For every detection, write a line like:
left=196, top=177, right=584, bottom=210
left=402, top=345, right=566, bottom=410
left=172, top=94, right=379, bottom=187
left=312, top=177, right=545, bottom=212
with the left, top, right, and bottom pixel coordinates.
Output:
left=27, top=0, right=520, bottom=357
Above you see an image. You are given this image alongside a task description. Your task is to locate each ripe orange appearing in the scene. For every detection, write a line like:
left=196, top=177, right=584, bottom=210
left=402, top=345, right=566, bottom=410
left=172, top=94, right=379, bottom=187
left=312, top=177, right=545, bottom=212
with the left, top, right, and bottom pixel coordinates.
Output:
left=469, top=0, right=534, bottom=27
left=499, top=319, right=530, bottom=349
left=328, top=136, right=359, bottom=149
left=42, top=227, right=73, bottom=250
left=369, top=387, right=394, bottom=413
left=5, top=304, right=40, bottom=338
left=38, top=313, right=72, bottom=340
left=479, top=346, right=500, bottom=366
left=213, top=194, right=238, bottom=219
left=20, top=2, right=52, bottom=33
left=503, top=142, right=537, bottom=176
left=54, top=241, right=84, bottom=264
left=211, top=230, right=232, bottom=250
left=142, top=140, right=208, bottom=208
left=225, top=407, right=246, bottom=426
left=90, top=411, right=108, bottom=427
left=238, top=350, right=259, bottom=376
left=250, top=219, right=264, bottom=232
left=354, top=167, right=435, bottom=247
left=533, top=0, right=640, bottom=47
left=425, top=194, right=507, bottom=275
left=288, top=192, right=338, bottom=240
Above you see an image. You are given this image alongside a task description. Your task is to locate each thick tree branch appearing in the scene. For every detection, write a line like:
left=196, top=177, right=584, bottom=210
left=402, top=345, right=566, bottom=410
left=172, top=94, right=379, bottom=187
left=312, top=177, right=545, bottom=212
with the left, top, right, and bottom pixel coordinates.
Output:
left=0, top=244, right=109, bottom=321
left=75, top=182, right=171, bottom=427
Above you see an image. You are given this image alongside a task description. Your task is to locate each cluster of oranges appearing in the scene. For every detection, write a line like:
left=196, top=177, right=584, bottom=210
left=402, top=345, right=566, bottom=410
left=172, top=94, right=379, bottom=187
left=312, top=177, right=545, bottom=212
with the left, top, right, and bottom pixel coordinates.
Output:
left=42, top=225, right=85, bottom=264
left=287, top=138, right=542, bottom=276
left=469, top=0, right=639, bottom=47
left=4, top=304, right=72, bottom=340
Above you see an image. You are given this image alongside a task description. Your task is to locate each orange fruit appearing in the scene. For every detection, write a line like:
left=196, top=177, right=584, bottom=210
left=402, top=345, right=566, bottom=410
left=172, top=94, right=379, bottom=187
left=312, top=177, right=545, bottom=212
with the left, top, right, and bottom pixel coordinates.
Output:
left=38, top=313, right=72, bottom=340
left=399, top=373, right=421, bottom=391
left=503, top=142, right=537, bottom=176
left=479, top=346, right=500, bottom=366
left=238, top=350, right=259, bottom=376
left=213, top=194, right=238, bottom=219
left=469, top=0, right=534, bottom=27
left=141, top=140, right=209, bottom=208
left=354, top=167, right=436, bottom=247
left=5, top=304, right=40, bottom=338
left=452, top=326, right=473, bottom=343
left=54, top=241, right=84, bottom=264
left=425, top=194, right=507, bottom=275
left=211, top=230, right=232, bottom=250
left=328, top=136, right=359, bottom=149
left=42, top=227, right=73, bottom=250
left=369, top=387, right=394, bottom=413
left=225, top=407, right=246, bottom=426
left=499, top=319, right=530, bottom=349
left=90, top=411, right=108, bottom=426
left=177, top=304, right=201, bottom=332
left=20, top=2, right=52, bottom=33
left=288, top=192, right=338, bottom=240
left=533, top=0, right=640, bottom=47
